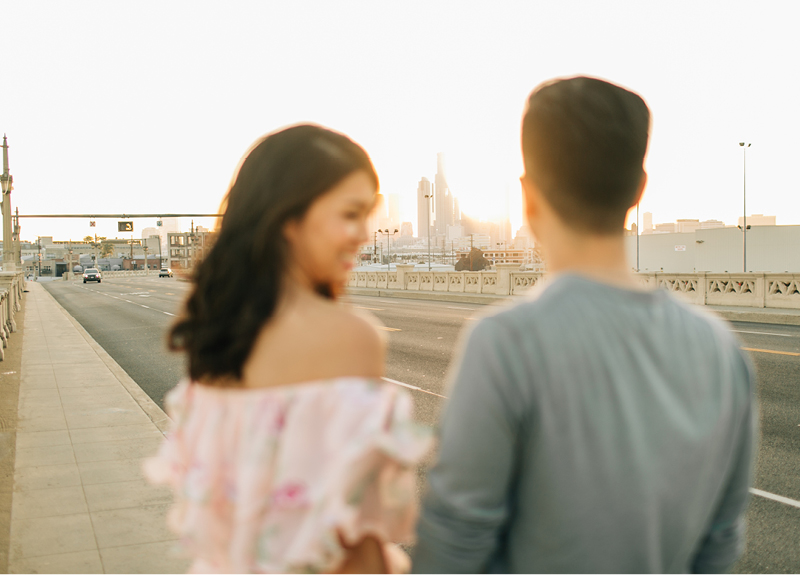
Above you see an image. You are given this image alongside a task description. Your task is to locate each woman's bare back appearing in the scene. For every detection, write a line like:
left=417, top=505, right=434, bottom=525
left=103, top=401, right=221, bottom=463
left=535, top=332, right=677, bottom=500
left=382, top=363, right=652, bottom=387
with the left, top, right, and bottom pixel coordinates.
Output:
left=241, top=292, right=385, bottom=389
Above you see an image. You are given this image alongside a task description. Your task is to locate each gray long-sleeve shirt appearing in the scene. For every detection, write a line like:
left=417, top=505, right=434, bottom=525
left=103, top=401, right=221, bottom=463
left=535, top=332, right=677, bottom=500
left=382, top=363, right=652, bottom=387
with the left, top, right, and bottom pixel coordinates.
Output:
left=413, top=274, right=756, bottom=574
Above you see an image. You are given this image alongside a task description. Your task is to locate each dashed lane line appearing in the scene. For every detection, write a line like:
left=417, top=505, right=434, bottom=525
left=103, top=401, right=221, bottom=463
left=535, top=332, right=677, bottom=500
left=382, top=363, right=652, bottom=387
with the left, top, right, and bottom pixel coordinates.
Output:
left=733, top=330, right=795, bottom=338
left=742, top=347, right=800, bottom=357
left=354, top=306, right=384, bottom=311
left=377, top=326, right=401, bottom=332
left=447, top=306, right=476, bottom=311
left=750, top=488, right=800, bottom=509
left=383, top=377, right=447, bottom=399
left=384, top=376, right=800, bottom=510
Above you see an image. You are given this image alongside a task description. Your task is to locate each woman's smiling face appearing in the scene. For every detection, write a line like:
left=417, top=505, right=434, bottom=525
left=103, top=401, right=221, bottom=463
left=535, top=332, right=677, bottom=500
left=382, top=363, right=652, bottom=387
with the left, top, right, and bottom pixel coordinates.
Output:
left=283, top=170, right=376, bottom=295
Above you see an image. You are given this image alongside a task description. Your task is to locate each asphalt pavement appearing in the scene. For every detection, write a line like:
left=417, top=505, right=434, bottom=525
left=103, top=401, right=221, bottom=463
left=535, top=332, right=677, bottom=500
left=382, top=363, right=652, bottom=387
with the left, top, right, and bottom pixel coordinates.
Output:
left=42, top=277, right=800, bottom=573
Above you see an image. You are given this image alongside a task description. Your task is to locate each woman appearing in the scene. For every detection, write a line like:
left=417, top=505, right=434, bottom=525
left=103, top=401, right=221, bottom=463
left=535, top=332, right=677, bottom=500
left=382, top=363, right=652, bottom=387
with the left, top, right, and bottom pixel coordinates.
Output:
left=145, top=124, right=431, bottom=574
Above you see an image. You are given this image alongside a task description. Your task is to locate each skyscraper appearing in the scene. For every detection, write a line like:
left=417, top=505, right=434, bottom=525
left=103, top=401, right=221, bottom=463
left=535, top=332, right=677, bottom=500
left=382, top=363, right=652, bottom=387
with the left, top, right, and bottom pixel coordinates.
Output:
left=387, top=194, right=401, bottom=229
left=434, top=153, right=455, bottom=236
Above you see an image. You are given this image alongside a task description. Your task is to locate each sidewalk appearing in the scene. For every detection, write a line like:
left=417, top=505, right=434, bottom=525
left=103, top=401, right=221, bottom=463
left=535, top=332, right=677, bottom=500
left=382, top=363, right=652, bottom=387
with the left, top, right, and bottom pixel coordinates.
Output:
left=6, top=282, right=187, bottom=573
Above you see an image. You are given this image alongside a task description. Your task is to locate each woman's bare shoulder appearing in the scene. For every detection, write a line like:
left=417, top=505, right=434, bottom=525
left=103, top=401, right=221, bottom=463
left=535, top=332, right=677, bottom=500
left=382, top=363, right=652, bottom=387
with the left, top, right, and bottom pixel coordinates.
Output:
left=314, top=300, right=385, bottom=356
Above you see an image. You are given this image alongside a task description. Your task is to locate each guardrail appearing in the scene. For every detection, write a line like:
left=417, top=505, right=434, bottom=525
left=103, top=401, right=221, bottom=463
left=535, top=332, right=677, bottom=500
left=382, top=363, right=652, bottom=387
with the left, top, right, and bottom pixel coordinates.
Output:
left=348, top=266, right=800, bottom=309
left=0, top=272, right=25, bottom=361
left=63, top=270, right=156, bottom=280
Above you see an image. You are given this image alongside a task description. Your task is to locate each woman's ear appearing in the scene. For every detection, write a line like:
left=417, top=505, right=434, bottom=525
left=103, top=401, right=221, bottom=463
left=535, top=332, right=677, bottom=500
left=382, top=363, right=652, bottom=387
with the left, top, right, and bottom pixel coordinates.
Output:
left=282, top=218, right=300, bottom=244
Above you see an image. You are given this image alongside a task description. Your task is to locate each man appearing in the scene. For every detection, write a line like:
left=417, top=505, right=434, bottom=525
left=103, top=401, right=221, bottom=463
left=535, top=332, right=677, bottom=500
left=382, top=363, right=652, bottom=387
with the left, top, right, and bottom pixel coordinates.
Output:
left=412, top=77, right=756, bottom=573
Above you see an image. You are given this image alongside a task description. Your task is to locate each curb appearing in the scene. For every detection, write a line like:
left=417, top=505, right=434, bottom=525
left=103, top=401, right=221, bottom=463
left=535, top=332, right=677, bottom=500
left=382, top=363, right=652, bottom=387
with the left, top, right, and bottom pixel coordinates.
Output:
left=709, top=308, right=800, bottom=327
left=347, top=287, right=800, bottom=326
left=36, top=284, right=174, bottom=435
left=345, top=287, right=508, bottom=306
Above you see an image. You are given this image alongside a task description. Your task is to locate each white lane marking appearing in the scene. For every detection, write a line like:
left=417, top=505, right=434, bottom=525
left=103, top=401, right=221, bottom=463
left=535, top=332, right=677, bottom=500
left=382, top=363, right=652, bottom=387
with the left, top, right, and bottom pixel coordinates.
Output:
left=732, top=330, right=794, bottom=338
left=447, top=306, right=475, bottom=311
left=140, top=305, right=150, bottom=309
left=163, top=312, right=176, bottom=316
left=377, top=326, right=401, bottom=332
left=750, top=488, right=800, bottom=509
left=383, top=382, right=800, bottom=511
left=354, top=306, right=384, bottom=311
left=383, top=377, right=447, bottom=399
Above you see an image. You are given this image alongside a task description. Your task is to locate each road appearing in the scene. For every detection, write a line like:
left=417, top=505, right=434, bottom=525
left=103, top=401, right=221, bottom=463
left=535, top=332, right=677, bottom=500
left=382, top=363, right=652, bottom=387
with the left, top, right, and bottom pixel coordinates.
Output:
left=43, top=277, right=800, bottom=572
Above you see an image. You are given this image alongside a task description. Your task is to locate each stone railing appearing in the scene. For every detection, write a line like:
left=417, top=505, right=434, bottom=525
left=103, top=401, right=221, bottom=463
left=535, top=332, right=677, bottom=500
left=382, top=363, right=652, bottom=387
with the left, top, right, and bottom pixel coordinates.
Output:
left=64, top=269, right=156, bottom=280
left=349, top=264, right=540, bottom=297
left=349, top=266, right=800, bottom=309
left=0, top=272, right=25, bottom=360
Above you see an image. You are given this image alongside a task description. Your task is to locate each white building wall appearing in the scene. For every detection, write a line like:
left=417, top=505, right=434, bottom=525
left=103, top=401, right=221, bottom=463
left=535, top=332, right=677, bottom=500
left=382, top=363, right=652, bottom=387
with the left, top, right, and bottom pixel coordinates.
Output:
left=625, top=225, right=800, bottom=273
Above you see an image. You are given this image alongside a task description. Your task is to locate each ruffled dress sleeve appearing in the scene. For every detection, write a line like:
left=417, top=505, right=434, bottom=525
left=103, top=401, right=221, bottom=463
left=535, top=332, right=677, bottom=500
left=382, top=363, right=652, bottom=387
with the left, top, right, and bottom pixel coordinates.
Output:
left=144, top=379, right=432, bottom=574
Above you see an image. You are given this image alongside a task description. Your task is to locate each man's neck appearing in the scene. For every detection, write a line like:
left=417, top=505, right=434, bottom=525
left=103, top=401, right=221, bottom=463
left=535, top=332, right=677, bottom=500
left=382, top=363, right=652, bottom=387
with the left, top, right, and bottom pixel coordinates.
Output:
left=540, top=228, right=639, bottom=289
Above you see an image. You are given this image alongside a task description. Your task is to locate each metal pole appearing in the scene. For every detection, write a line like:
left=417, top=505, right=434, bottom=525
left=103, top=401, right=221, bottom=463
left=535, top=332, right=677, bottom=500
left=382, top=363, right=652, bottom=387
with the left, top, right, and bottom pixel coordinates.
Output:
left=425, top=194, right=432, bottom=271
left=739, top=142, right=751, bottom=272
left=2, top=135, right=15, bottom=271
left=636, top=202, right=640, bottom=272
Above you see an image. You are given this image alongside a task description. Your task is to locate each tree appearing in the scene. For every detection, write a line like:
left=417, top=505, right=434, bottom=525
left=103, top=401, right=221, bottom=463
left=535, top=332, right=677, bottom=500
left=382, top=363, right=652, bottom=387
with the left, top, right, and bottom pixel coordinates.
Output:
left=455, top=247, right=491, bottom=271
left=100, top=240, right=114, bottom=258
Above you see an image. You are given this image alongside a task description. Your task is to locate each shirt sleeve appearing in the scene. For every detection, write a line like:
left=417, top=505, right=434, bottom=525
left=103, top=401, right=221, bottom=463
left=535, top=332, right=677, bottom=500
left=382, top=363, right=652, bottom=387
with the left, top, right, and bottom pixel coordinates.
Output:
left=412, top=316, right=526, bottom=574
left=692, top=349, right=758, bottom=574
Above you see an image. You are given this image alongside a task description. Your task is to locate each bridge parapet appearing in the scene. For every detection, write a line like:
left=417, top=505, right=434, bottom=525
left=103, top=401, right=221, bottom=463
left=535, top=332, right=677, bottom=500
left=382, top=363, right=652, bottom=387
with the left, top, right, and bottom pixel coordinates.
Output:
left=0, top=272, right=25, bottom=360
left=349, top=269, right=800, bottom=309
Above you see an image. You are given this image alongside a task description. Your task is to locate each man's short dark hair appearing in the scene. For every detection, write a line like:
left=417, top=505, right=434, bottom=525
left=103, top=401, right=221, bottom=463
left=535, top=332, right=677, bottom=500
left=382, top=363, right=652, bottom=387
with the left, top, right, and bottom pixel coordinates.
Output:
left=521, top=76, right=650, bottom=234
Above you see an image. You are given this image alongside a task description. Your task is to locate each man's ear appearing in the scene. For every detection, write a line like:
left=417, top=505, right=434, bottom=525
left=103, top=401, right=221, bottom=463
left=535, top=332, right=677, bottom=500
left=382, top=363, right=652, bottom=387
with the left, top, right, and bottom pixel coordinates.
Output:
left=520, top=174, right=540, bottom=224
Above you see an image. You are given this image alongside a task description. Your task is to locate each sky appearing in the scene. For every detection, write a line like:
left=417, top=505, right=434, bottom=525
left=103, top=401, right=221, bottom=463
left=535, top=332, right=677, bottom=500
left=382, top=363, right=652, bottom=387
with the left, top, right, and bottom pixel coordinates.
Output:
left=2, top=1, right=799, bottom=242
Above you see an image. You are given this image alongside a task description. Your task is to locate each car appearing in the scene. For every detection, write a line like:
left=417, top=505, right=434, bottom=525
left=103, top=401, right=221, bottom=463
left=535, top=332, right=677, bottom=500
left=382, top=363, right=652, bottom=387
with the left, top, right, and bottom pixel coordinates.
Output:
left=159, top=268, right=174, bottom=278
left=83, top=268, right=101, bottom=283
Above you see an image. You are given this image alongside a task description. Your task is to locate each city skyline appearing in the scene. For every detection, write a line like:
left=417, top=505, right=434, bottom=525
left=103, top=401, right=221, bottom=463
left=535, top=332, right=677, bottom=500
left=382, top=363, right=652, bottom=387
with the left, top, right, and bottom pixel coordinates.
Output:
left=3, top=2, right=799, bottom=242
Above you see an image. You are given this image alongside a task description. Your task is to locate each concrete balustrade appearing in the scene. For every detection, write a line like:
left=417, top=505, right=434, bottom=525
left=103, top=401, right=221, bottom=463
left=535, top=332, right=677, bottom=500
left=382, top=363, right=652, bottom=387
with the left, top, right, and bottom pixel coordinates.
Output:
left=0, top=272, right=25, bottom=360
left=349, top=268, right=800, bottom=309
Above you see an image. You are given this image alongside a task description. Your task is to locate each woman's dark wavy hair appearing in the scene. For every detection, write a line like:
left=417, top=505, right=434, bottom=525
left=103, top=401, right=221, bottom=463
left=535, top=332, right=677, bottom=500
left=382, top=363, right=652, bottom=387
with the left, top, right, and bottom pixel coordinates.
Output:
left=168, top=124, right=378, bottom=385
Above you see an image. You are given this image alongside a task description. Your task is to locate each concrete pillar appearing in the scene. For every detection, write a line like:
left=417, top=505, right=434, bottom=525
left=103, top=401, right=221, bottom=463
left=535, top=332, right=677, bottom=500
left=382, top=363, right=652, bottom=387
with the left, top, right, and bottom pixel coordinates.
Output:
left=394, top=264, right=415, bottom=290
left=495, top=263, right=520, bottom=296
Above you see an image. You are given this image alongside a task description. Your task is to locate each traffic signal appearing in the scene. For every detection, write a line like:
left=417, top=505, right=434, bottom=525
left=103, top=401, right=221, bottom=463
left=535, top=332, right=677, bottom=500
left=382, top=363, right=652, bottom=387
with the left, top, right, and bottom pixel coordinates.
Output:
left=118, top=221, right=133, bottom=232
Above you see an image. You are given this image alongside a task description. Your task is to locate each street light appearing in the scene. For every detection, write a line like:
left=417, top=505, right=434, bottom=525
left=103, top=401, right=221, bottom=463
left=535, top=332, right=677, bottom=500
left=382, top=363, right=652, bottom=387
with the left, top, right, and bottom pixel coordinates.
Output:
left=739, top=142, right=751, bottom=272
left=636, top=201, right=640, bottom=272
left=424, top=193, right=433, bottom=271
left=378, top=228, right=398, bottom=270
left=1, top=135, right=15, bottom=272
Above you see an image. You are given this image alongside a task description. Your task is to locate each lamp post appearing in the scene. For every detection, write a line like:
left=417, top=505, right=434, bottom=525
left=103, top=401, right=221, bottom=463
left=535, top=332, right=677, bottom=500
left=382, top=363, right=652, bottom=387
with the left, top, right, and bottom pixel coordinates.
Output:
left=424, top=193, right=433, bottom=271
left=378, top=229, right=399, bottom=270
left=1, top=135, right=15, bottom=271
left=636, top=201, right=640, bottom=272
left=739, top=142, right=751, bottom=272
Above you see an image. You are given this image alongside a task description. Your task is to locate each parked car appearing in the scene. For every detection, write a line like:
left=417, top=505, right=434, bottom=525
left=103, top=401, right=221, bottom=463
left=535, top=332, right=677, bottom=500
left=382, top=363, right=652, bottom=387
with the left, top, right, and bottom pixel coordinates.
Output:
left=83, top=268, right=101, bottom=283
left=159, top=268, right=174, bottom=278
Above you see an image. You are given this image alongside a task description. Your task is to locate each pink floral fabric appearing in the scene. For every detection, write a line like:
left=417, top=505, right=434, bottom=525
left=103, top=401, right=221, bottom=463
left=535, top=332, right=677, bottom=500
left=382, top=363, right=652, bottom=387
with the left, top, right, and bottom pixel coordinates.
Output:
left=144, top=378, right=432, bottom=574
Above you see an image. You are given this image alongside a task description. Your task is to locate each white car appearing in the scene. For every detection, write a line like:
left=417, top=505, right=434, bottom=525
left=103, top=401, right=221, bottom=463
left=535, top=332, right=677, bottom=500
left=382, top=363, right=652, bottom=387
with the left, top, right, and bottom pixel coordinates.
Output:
left=83, top=268, right=101, bottom=283
left=159, top=268, right=174, bottom=278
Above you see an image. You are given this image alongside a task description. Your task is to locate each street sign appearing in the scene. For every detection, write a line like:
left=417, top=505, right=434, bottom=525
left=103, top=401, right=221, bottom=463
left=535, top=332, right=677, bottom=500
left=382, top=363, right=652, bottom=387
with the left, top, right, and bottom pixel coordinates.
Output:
left=89, top=220, right=96, bottom=227
left=118, top=221, right=134, bottom=232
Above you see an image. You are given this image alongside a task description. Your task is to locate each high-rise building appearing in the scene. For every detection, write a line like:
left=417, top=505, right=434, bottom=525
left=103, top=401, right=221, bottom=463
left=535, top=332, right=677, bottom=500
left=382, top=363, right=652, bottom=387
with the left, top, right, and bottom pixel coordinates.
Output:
left=434, top=153, right=455, bottom=236
left=368, top=193, right=386, bottom=235
left=738, top=214, right=776, bottom=227
left=643, top=212, right=654, bottom=233
left=676, top=219, right=701, bottom=233
left=400, top=222, right=413, bottom=237
left=700, top=219, right=725, bottom=229
left=387, top=194, right=400, bottom=230
left=417, top=177, right=433, bottom=239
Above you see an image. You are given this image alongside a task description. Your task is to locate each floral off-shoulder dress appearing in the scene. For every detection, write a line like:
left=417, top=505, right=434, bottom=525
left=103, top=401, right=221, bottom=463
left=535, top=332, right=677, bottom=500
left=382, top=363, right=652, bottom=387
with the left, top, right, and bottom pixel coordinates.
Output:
left=144, top=378, right=432, bottom=574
